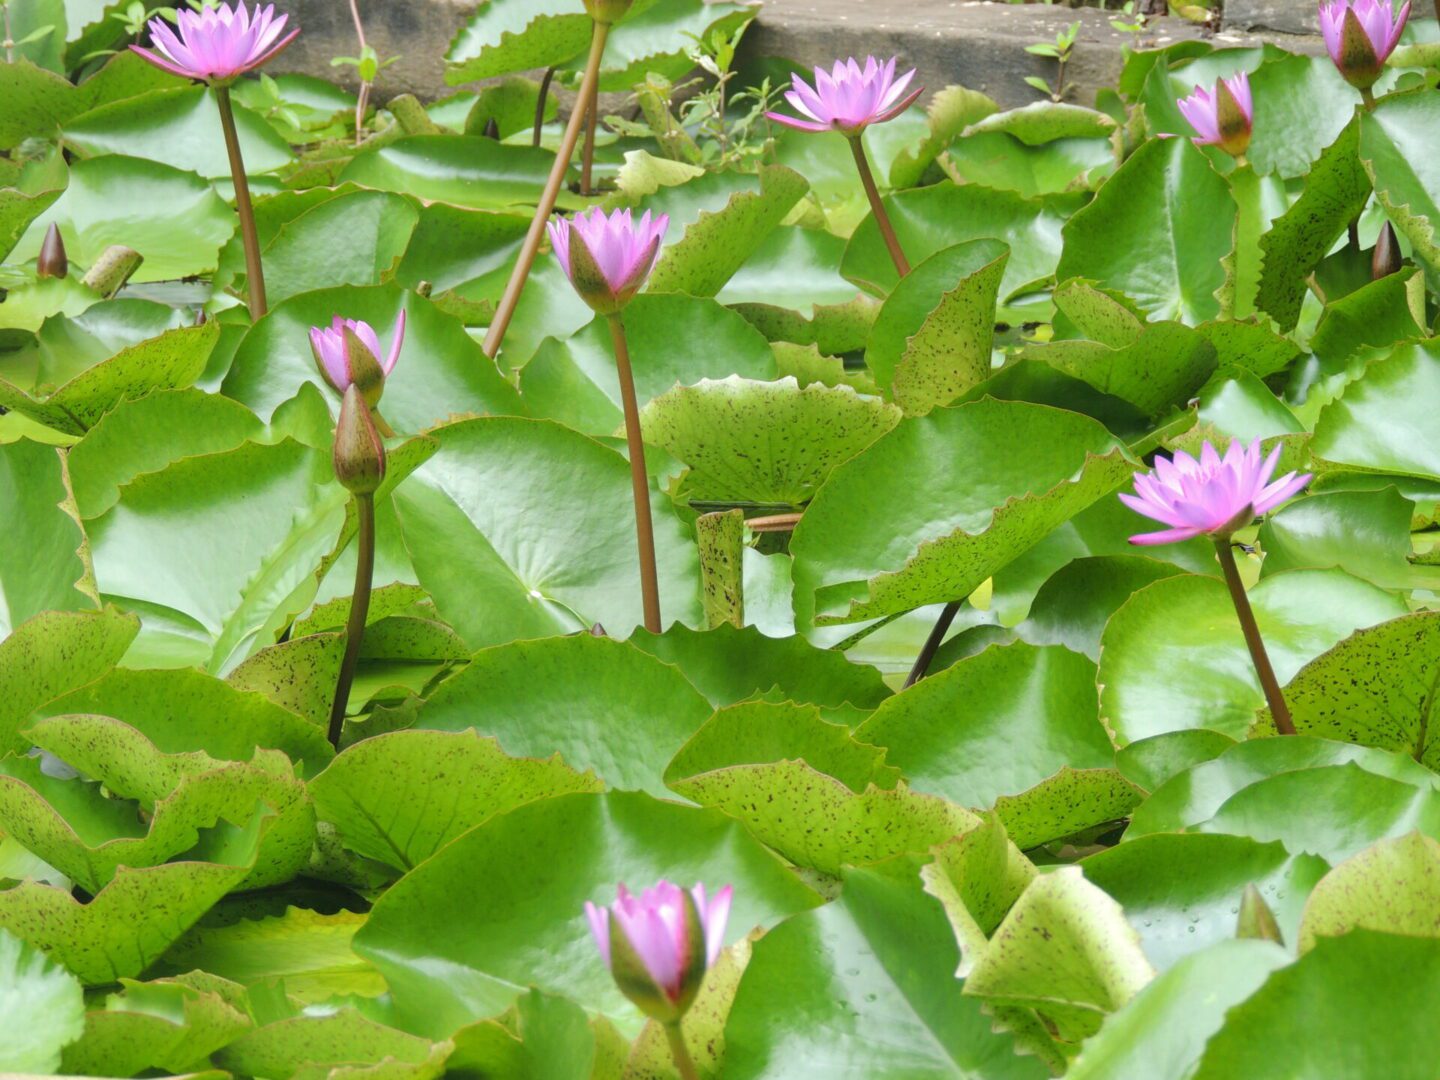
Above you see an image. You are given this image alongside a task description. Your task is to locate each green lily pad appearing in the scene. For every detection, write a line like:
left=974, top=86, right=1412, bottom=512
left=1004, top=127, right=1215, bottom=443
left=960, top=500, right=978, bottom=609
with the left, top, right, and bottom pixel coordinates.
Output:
left=311, top=729, right=602, bottom=871
left=638, top=376, right=900, bottom=508
left=519, top=294, right=778, bottom=437
left=1099, top=570, right=1407, bottom=744
left=865, top=239, right=1009, bottom=415
left=791, top=400, right=1134, bottom=625
left=222, top=283, right=523, bottom=432
left=1191, top=931, right=1440, bottom=1078
left=11, top=155, right=236, bottom=282
left=1056, top=137, right=1231, bottom=325
left=673, top=760, right=977, bottom=877
left=0, top=439, right=93, bottom=638
left=414, top=634, right=710, bottom=798
left=723, top=862, right=1048, bottom=1080
left=352, top=790, right=821, bottom=1034
left=0, top=927, right=85, bottom=1072
left=0, top=810, right=262, bottom=984
left=338, top=135, right=568, bottom=210
left=1312, top=340, right=1440, bottom=480
left=63, top=86, right=293, bottom=179
left=393, top=416, right=701, bottom=647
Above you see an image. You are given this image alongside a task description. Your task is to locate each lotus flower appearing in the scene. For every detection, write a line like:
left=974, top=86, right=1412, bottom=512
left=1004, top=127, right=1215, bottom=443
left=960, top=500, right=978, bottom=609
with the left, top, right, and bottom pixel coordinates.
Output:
left=586, top=881, right=732, bottom=1022
left=1120, top=439, right=1311, bottom=545
left=548, top=208, right=669, bottom=315
left=309, top=313, right=404, bottom=401
left=1177, top=72, right=1253, bottom=157
left=1319, top=0, right=1410, bottom=89
left=131, top=1, right=299, bottom=83
left=766, top=56, right=924, bottom=136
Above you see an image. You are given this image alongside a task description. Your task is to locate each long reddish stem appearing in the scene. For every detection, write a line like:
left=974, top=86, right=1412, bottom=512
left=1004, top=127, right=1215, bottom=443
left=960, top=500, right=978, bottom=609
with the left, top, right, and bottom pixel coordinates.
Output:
left=329, top=493, right=375, bottom=748
left=483, top=22, right=611, bottom=360
left=608, top=312, right=662, bottom=633
left=849, top=134, right=910, bottom=278
left=216, top=85, right=267, bottom=317
left=1215, top=539, right=1295, bottom=735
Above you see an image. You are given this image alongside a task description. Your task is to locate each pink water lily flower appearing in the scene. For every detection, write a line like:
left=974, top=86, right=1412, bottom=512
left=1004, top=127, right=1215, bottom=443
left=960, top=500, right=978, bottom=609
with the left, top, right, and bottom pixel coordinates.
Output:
left=1177, top=71, right=1253, bottom=157
left=131, top=1, right=299, bottom=83
left=586, top=881, right=732, bottom=1021
left=548, top=207, right=669, bottom=315
left=308, top=313, right=405, bottom=395
left=766, top=55, right=924, bottom=136
left=1120, top=439, right=1311, bottom=546
left=1319, top=0, right=1410, bottom=88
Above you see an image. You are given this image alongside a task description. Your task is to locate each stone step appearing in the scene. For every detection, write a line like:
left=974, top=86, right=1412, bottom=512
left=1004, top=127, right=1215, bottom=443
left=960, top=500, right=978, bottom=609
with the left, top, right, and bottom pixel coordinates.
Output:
left=271, top=0, right=1339, bottom=110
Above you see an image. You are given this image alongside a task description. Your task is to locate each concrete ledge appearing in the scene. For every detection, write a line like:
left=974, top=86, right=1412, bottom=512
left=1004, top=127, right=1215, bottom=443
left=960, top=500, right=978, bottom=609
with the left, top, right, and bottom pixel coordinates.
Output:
left=273, top=0, right=1329, bottom=108
left=743, top=1, right=1320, bottom=108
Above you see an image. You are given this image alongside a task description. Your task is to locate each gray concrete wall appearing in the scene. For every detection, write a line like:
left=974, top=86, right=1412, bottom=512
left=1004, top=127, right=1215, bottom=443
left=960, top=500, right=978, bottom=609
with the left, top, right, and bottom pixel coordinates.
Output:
left=271, top=0, right=1348, bottom=109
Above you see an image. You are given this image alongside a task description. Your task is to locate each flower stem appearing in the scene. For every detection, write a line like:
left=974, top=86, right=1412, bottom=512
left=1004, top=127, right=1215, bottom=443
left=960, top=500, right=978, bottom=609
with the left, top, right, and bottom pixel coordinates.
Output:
left=215, top=84, right=267, bottom=318
left=1360, top=85, right=1376, bottom=111
left=581, top=84, right=600, bottom=195
left=663, top=1021, right=701, bottom=1080
left=347, top=0, right=371, bottom=146
left=904, top=599, right=961, bottom=688
left=1214, top=538, right=1296, bottom=736
left=483, top=21, right=612, bottom=361
left=329, top=492, right=376, bottom=748
left=534, top=65, right=557, bottom=147
left=608, top=312, right=662, bottom=634
left=849, top=134, right=910, bottom=278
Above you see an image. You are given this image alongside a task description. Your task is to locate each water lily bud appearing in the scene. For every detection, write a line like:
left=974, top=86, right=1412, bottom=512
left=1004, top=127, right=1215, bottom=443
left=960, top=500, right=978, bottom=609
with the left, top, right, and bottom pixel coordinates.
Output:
left=1120, top=439, right=1310, bottom=546
left=586, top=881, right=732, bottom=1024
left=309, top=313, right=405, bottom=405
left=1372, top=221, right=1402, bottom=279
left=36, top=223, right=67, bottom=279
left=1177, top=72, right=1253, bottom=158
left=130, top=0, right=299, bottom=84
left=583, top=0, right=634, bottom=24
left=588, top=622, right=608, bottom=636
left=766, top=56, right=924, bottom=138
left=1236, top=883, right=1284, bottom=944
left=1320, top=0, right=1410, bottom=90
left=548, top=208, right=668, bottom=315
left=333, top=385, right=386, bottom=495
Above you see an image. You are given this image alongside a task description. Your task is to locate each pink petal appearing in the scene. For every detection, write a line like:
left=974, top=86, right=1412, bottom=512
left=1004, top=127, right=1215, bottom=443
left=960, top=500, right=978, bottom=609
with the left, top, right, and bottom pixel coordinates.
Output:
left=766, top=111, right=832, bottom=132
left=1129, top=525, right=1207, bottom=545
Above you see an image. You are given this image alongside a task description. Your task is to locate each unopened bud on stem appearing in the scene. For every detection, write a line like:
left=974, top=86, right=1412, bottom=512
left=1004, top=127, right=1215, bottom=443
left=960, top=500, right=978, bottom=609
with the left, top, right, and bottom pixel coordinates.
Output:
left=1372, top=221, right=1402, bottom=279
left=583, top=0, right=633, bottom=24
left=333, top=385, right=386, bottom=495
left=37, top=223, right=68, bottom=279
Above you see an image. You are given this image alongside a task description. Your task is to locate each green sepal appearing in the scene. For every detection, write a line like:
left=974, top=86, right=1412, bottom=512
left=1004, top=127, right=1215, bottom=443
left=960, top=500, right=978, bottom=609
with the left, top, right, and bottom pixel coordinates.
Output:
left=333, top=385, right=387, bottom=495
left=584, top=0, right=634, bottom=24
left=342, top=326, right=388, bottom=410
left=1215, top=79, right=1252, bottom=158
left=1337, top=8, right=1384, bottom=89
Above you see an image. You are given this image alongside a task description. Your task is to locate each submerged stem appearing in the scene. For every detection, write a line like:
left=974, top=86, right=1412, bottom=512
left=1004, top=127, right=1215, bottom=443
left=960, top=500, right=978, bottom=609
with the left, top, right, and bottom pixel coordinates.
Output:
left=483, top=22, right=611, bottom=360
left=849, top=134, right=910, bottom=278
left=215, top=84, right=267, bottom=318
left=329, top=493, right=376, bottom=748
left=663, top=1022, right=700, bottom=1080
left=1214, top=538, right=1295, bottom=736
left=904, top=600, right=962, bottom=688
left=608, top=312, right=663, bottom=634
